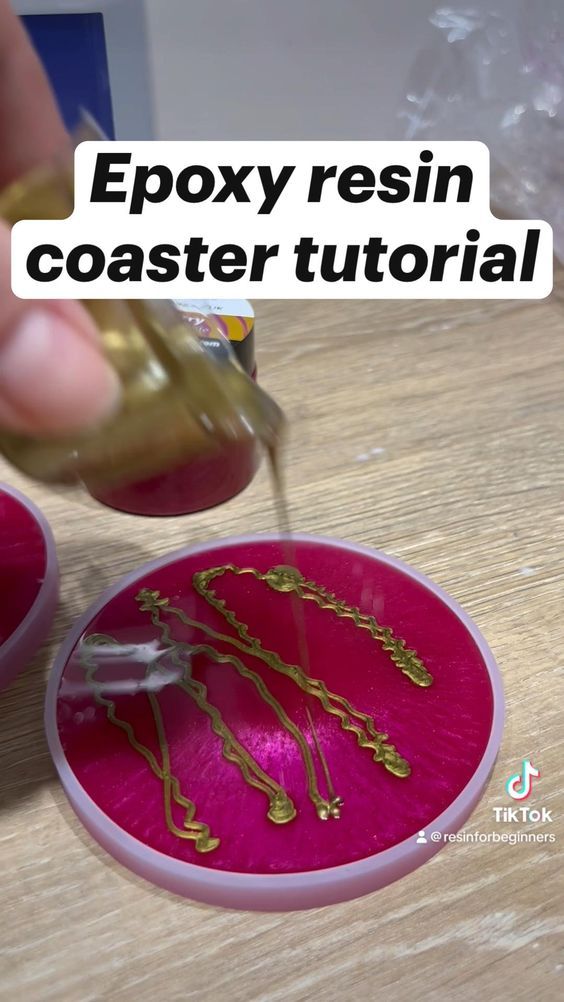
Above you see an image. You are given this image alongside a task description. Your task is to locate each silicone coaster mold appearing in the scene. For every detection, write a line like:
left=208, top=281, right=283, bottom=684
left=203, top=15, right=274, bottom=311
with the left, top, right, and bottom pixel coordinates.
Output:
left=0, top=483, right=59, bottom=690
left=46, top=534, right=503, bottom=911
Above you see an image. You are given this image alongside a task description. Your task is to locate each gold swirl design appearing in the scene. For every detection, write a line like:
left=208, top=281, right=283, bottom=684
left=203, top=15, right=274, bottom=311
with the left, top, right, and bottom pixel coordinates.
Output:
left=137, top=592, right=340, bottom=821
left=196, top=564, right=432, bottom=687
left=266, top=565, right=432, bottom=687
left=79, top=634, right=219, bottom=852
left=73, top=563, right=430, bottom=850
left=189, top=566, right=428, bottom=776
left=162, top=644, right=296, bottom=825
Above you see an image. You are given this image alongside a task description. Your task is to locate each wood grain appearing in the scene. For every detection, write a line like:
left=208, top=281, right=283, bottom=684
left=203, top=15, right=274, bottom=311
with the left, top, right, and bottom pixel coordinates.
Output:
left=1, top=298, right=563, bottom=1001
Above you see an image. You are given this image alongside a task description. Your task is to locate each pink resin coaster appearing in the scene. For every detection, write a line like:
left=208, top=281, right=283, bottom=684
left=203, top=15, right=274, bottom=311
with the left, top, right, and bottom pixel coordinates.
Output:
left=0, top=483, right=59, bottom=690
left=46, top=534, right=503, bottom=910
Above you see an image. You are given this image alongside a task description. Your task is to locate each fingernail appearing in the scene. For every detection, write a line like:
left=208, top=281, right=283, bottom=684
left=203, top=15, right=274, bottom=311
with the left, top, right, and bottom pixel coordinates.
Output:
left=0, top=308, right=121, bottom=433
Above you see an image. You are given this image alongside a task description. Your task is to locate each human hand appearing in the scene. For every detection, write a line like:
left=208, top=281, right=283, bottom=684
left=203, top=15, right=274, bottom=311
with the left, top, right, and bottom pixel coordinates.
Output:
left=0, top=0, right=120, bottom=435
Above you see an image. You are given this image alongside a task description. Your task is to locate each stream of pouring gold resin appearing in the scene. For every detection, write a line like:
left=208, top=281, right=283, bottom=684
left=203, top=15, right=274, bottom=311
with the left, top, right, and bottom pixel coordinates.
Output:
left=268, top=447, right=343, bottom=817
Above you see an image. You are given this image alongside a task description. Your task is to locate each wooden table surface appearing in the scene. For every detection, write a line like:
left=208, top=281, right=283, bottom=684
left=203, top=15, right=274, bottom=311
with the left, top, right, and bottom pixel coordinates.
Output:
left=1, top=298, right=563, bottom=1001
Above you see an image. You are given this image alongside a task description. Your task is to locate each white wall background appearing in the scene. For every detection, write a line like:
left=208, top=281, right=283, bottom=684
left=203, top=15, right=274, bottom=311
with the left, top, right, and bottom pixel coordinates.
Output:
left=143, top=0, right=518, bottom=141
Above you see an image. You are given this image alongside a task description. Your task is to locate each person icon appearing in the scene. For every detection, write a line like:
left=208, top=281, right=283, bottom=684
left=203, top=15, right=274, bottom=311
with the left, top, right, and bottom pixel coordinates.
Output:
left=416, top=830, right=427, bottom=844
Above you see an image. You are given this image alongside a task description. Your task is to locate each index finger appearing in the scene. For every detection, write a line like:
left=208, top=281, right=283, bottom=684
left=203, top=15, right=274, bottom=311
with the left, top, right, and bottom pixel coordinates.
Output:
left=0, top=0, right=69, bottom=191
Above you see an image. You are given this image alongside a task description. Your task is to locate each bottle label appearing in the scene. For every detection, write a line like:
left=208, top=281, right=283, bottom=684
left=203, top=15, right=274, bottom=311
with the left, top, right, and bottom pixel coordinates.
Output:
left=173, top=300, right=254, bottom=342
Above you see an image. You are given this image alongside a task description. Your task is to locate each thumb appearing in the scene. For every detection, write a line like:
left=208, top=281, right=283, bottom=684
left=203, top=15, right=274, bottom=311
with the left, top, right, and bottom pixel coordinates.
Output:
left=0, top=220, right=120, bottom=435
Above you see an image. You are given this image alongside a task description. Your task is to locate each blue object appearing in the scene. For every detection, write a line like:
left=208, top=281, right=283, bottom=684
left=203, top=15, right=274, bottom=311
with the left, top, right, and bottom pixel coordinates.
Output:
left=21, top=13, right=115, bottom=139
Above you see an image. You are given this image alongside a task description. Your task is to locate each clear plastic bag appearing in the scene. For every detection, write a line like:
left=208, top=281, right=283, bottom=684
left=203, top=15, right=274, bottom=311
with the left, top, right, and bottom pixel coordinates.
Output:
left=399, top=3, right=564, bottom=264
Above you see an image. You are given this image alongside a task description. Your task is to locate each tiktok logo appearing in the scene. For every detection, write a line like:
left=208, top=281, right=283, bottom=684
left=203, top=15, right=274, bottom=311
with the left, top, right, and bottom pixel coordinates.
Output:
left=505, top=759, right=540, bottom=801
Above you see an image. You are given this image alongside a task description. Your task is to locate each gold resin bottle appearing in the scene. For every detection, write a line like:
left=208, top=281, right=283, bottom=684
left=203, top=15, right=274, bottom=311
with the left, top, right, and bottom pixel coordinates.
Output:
left=0, top=133, right=284, bottom=491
